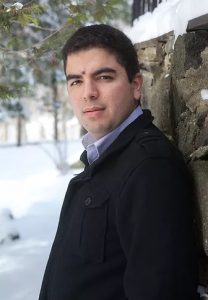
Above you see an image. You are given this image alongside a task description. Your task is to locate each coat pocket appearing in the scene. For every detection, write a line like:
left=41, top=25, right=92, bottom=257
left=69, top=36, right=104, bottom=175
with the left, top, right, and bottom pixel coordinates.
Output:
left=80, top=189, right=109, bottom=263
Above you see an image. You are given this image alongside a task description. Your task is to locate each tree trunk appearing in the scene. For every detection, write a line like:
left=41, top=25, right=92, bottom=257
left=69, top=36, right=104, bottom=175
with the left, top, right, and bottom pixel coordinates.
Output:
left=52, top=73, right=59, bottom=142
left=17, top=112, right=22, bottom=147
left=147, top=0, right=151, bottom=11
left=152, top=0, right=157, bottom=10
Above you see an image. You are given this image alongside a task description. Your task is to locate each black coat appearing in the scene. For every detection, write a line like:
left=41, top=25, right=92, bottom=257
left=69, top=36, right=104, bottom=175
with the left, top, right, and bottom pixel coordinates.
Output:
left=39, top=110, right=198, bottom=300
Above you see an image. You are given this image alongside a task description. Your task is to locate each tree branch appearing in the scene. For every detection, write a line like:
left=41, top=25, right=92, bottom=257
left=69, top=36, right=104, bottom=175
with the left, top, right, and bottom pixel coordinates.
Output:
left=0, top=46, right=28, bottom=59
left=0, top=22, right=75, bottom=60
left=11, top=20, right=56, bottom=32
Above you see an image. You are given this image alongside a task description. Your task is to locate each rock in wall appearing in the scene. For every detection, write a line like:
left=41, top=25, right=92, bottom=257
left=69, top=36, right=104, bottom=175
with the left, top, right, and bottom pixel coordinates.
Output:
left=172, top=31, right=208, bottom=157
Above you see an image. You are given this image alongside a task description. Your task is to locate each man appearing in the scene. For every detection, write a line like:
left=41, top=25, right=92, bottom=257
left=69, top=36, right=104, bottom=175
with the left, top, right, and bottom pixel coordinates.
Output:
left=39, top=24, right=198, bottom=300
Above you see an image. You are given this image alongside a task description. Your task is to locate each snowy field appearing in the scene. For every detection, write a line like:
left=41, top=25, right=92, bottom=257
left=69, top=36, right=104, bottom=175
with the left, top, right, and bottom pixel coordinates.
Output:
left=0, top=141, right=83, bottom=300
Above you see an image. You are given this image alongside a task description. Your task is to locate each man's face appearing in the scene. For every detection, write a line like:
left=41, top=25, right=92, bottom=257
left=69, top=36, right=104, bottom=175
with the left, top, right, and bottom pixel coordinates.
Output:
left=66, top=47, right=142, bottom=140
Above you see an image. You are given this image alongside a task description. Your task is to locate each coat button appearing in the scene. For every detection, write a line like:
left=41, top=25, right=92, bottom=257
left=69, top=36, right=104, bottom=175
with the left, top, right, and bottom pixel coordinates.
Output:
left=84, top=197, right=92, bottom=206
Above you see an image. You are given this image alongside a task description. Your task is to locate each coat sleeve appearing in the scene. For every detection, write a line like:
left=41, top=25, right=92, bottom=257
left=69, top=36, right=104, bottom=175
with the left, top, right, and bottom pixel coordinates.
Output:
left=116, top=157, right=198, bottom=300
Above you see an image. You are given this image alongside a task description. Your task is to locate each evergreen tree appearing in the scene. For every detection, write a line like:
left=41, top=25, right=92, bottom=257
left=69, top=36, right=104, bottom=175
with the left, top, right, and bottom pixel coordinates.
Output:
left=0, top=0, right=131, bottom=101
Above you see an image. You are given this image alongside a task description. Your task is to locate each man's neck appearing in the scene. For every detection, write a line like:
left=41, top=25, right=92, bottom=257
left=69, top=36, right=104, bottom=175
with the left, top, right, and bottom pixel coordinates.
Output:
left=82, top=106, right=143, bottom=165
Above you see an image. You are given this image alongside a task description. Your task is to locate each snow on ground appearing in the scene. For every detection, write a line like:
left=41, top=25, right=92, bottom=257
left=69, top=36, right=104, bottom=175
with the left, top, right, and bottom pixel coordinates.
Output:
left=0, top=140, right=83, bottom=300
left=126, top=0, right=208, bottom=43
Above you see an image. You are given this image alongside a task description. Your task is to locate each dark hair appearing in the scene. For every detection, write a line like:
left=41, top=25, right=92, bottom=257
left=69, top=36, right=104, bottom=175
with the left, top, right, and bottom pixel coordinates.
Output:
left=62, top=24, right=140, bottom=82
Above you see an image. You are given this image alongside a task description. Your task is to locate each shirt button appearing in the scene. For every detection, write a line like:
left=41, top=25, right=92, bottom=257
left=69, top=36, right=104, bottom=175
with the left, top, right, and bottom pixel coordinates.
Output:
left=84, top=197, right=92, bottom=206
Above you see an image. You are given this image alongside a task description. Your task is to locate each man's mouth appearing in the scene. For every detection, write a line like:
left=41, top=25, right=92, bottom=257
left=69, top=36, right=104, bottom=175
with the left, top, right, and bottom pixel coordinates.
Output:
left=83, top=107, right=105, bottom=113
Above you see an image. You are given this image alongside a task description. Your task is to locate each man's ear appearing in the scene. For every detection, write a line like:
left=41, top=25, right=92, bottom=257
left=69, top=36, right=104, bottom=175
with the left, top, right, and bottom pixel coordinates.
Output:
left=132, top=73, right=143, bottom=101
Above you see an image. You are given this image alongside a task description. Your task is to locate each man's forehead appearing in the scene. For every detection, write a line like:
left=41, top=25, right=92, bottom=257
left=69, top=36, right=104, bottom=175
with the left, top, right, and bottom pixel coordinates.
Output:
left=66, top=48, right=121, bottom=75
left=66, top=47, right=117, bottom=65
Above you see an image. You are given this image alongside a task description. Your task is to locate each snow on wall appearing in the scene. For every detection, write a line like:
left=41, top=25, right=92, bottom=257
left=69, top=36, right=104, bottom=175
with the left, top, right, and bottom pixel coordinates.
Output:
left=126, top=0, right=208, bottom=43
left=201, top=89, right=208, bottom=101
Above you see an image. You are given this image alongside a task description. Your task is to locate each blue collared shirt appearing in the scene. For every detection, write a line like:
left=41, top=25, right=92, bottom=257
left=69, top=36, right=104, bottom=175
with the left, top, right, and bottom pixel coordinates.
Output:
left=82, top=106, right=143, bottom=165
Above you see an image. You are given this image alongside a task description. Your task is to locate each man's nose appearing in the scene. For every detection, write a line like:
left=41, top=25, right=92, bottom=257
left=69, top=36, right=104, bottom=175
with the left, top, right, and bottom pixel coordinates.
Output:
left=83, top=80, right=99, bottom=101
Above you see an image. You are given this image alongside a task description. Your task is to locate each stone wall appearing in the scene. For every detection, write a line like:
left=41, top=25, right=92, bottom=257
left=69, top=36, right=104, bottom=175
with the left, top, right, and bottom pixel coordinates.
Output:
left=135, top=30, right=208, bottom=286
left=135, top=31, right=175, bottom=138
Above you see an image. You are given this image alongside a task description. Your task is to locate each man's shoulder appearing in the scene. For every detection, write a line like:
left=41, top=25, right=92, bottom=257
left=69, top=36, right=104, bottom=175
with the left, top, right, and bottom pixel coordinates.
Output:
left=119, top=109, right=183, bottom=162
left=132, top=125, right=184, bottom=163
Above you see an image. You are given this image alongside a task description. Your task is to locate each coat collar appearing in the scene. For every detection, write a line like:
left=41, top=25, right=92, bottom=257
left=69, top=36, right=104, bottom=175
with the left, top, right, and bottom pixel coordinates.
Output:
left=77, top=109, right=154, bottom=180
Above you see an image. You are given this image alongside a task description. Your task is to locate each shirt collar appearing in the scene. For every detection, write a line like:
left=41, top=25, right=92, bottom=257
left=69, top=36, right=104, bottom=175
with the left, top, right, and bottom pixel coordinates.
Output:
left=82, top=105, right=143, bottom=165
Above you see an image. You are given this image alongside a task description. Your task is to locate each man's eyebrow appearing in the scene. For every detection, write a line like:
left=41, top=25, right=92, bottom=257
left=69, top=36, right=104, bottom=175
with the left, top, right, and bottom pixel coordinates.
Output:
left=66, top=68, right=116, bottom=81
left=66, top=74, right=81, bottom=81
left=93, top=67, right=116, bottom=76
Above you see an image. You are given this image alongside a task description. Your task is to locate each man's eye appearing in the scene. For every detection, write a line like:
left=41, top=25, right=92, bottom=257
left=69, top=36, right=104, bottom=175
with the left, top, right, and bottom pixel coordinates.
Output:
left=98, top=75, right=113, bottom=81
left=70, top=80, right=82, bottom=86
